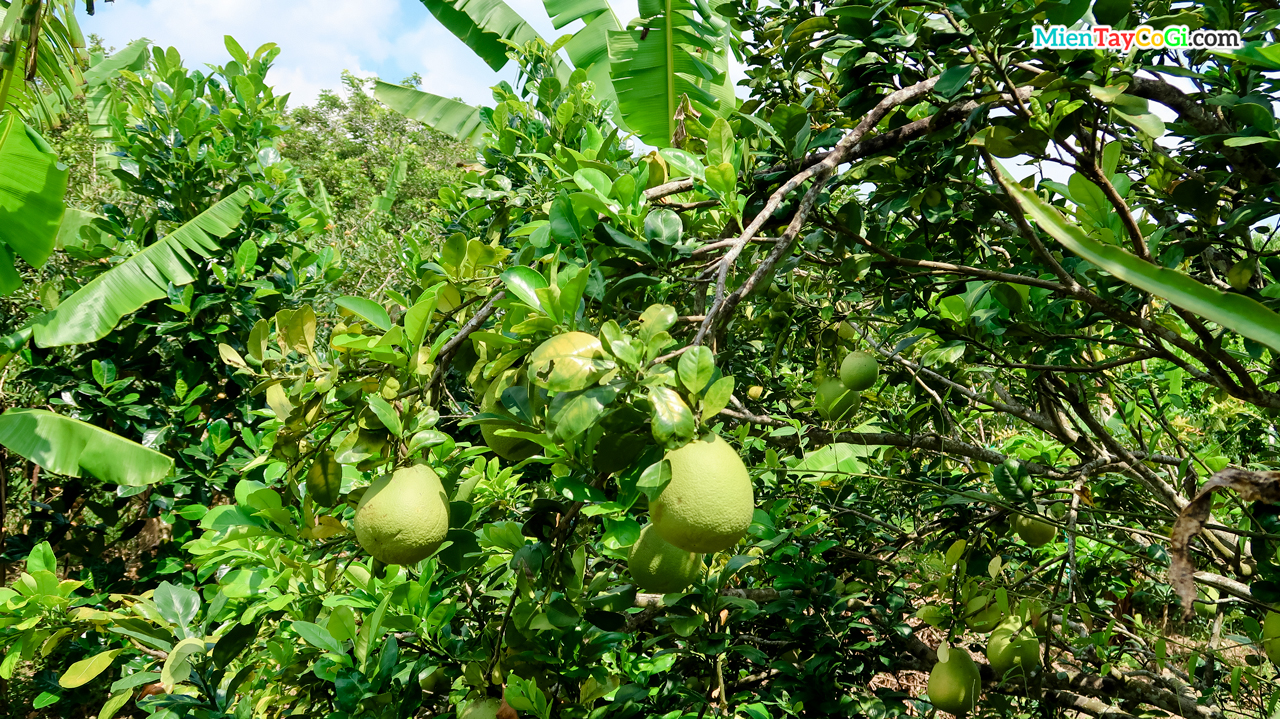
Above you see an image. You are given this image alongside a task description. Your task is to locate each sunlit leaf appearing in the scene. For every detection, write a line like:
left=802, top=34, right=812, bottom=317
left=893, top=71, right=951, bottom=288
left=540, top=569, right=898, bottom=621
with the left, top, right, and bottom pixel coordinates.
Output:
left=0, top=409, right=173, bottom=486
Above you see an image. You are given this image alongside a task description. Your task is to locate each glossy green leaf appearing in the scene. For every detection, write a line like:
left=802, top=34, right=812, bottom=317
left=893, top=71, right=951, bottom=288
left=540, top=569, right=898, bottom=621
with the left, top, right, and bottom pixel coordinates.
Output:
left=59, top=649, right=122, bottom=689
left=705, top=162, right=736, bottom=197
left=0, top=408, right=173, bottom=486
left=554, top=385, right=619, bottom=440
left=292, top=620, right=344, bottom=654
left=701, top=375, right=734, bottom=421
left=212, top=622, right=258, bottom=669
left=336, top=296, right=392, bottom=332
left=26, top=540, right=55, bottom=574
left=404, top=288, right=442, bottom=349
left=367, top=395, right=403, bottom=437
left=32, top=188, right=252, bottom=346
left=161, top=637, right=206, bottom=689
left=998, top=163, right=1280, bottom=351
left=706, top=117, right=734, bottom=167
left=501, top=266, right=550, bottom=313
left=558, top=263, right=592, bottom=322
left=649, top=386, right=695, bottom=446
left=934, top=63, right=975, bottom=97
left=550, top=194, right=582, bottom=242
left=153, top=581, right=200, bottom=628
left=574, top=168, right=613, bottom=197
left=644, top=209, right=682, bottom=245
left=96, top=691, right=131, bottom=719
left=677, top=345, right=715, bottom=394
left=638, top=304, right=677, bottom=343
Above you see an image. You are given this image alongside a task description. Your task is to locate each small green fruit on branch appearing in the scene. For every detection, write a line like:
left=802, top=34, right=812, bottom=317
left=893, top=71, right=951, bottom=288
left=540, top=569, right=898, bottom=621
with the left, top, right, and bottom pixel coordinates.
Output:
left=1169, top=468, right=1280, bottom=620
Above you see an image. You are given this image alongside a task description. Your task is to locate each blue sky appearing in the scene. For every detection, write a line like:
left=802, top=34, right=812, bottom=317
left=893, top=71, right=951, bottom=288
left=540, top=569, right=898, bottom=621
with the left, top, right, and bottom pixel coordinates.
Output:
left=82, top=0, right=642, bottom=107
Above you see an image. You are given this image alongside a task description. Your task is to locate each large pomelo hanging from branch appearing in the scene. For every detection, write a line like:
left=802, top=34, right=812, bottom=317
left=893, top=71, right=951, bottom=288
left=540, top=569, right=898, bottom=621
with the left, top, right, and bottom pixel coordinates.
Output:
left=650, top=433, right=754, bottom=553
left=354, top=463, right=450, bottom=565
left=628, top=523, right=704, bottom=593
left=839, top=350, right=879, bottom=391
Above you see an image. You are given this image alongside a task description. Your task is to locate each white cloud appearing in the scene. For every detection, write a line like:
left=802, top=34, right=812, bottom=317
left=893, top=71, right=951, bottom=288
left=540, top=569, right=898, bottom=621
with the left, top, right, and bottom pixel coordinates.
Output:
left=84, top=0, right=734, bottom=109
left=88, top=0, right=418, bottom=104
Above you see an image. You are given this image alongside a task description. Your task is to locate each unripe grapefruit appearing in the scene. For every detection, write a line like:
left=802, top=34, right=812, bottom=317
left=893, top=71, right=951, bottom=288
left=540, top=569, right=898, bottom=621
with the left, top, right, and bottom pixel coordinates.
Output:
left=479, top=374, right=538, bottom=462
left=628, top=524, right=704, bottom=593
left=987, top=617, right=1040, bottom=678
left=354, top=463, right=449, bottom=565
left=458, top=698, right=501, bottom=719
left=651, top=434, right=754, bottom=553
left=816, top=378, right=861, bottom=422
left=305, top=450, right=343, bottom=507
left=1013, top=514, right=1057, bottom=547
left=839, top=351, right=878, bottom=391
left=1264, top=611, right=1280, bottom=664
left=928, top=649, right=981, bottom=715
left=963, top=594, right=1005, bottom=633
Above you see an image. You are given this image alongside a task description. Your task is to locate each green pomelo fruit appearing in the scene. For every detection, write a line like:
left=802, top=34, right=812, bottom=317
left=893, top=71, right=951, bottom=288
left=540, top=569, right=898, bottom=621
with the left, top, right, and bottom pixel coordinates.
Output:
left=651, top=433, right=755, bottom=553
left=417, top=667, right=446, bottom=692
left=1013, top=514, right=1057, bottom=547
left=1264, top=611, right=1280, bottom=664
left=628, top=524, right=704, bottom=593
left=963, top=595, right=1005, bottom=633
left=305, top=450, right=343, bottom=507
left=458, top=698, right=501, bottom=719
left=481, top=421, right=539, bottom=462
left=839, top=351, right=879, bottom=391
left=987, top=618, right=1041, bottom=677
left=816, top=378, right=861, bottom=422
left=1195, top=587, right=1220, bottom=619
left=354, top=463, right=449, bottom=565
left=928, top=649, right=981, bottom=715
left=480, top=375, right=538, bottom=462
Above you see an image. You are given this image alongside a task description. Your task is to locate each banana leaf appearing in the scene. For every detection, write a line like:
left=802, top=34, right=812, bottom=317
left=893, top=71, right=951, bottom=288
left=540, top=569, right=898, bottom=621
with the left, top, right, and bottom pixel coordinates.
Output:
left=420, top=0, right=549, bottom=72
left=0, top=408, right=173, bottom=487
left=32, top=187, right=253, bottom=347
left=373, top=80, right=486, bottom=145
left=545, top=0, right=622, bottom=106
left=997, top=163, right=1280, bottom=351
left=84, top=39, right=152, bottom=171
left=607, top=0, right=734, bottom=147
left=0, top=114, right=68, bottom=295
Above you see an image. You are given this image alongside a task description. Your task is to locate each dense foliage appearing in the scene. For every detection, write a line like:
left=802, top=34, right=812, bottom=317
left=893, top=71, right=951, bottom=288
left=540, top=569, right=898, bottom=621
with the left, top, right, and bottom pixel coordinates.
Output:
left=2, top=0, right=1280, bottom=717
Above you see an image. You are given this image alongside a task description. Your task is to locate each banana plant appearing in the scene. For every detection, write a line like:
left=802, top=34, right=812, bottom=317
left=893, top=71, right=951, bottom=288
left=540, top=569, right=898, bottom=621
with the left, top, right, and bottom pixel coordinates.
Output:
left=372, top=79, right=486, bottom=145
left=0, top=408, right=174, bottom=486
left=30, top=187, right=253, bottom=347
left=381, top=0, right=733, bottom=147
left=996, top=163, right=1280, bottom=352
left=607, top=0, right=735, bottom=147
left=0, top=0, right=92, bottom=129
left=0, top=112, right=67, bottom=295
left=0, top=6, right=148, bottom=297
left=82, top=38, right=151, bottom=170
left=543, top=0, right=621, bottom=107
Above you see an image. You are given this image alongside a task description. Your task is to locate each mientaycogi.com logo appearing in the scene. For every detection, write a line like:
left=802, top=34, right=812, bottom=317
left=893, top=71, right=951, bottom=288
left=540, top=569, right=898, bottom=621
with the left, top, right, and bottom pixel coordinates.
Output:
left=1032, top=25, right=1243, bottom=51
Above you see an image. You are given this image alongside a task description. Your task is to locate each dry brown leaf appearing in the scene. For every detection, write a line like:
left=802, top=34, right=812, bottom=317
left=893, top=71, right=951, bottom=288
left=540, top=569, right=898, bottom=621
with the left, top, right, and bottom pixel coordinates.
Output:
left=1168, top=468, right=1280, bottom=619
